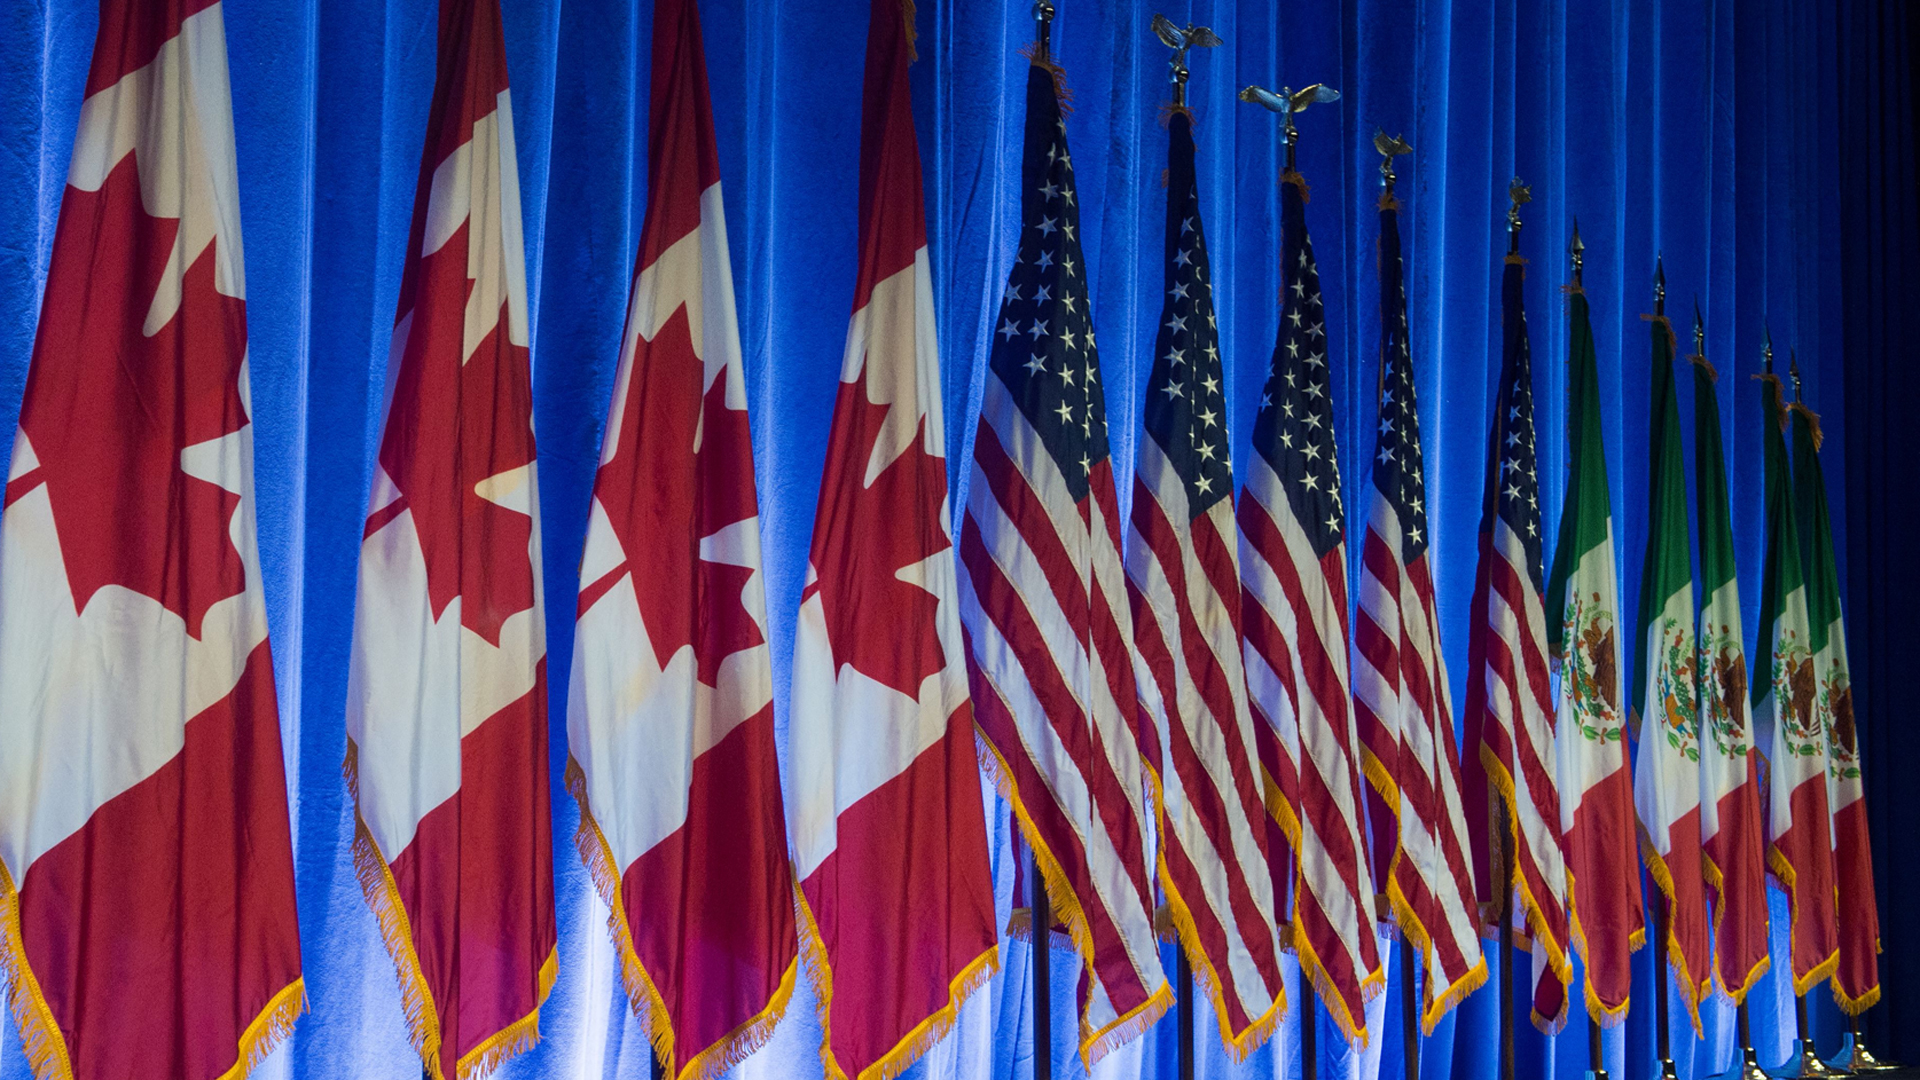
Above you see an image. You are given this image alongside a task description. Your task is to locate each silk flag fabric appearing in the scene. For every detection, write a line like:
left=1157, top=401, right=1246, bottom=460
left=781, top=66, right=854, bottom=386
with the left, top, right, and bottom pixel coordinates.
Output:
left=1354, top=189, right=1486, bottom=1032
left=1463, top=252, right=1572, bottom=1033
left=1628, top=307, right=1710, bottom=1029
left=345, top=0, right=557, bottom=1073
left=0, top=2, right=303, bottom=1077
left=787, top=2, right=999, bottom=1076
left=1791, top=399, right=1879, bottom=1014
left=1544, top=281, right=1645, bottom=1027
left=566, top=0, right=797, bottom=1076
left=1689, top=336, right=1769, bottom=1006
left=959, top=57, right=1170, bottom=1065
left=1237, top=167, right=1383, bottom=1047
left=1752, top=365, right=1838, bottom=997
left=1124, top=107, right=1285, bottom=1058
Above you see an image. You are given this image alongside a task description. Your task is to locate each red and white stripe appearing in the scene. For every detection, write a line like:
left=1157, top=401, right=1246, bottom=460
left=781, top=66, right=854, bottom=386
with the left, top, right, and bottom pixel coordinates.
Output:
left=1464, top=517, right=1573, bottom=1031
left=962, top=395, right=1170, bottom=1062
left=1238, top=459, right=1384, bottom=1044
left=565, top=1, right=797, bottom=1077
left=345, top=0, right=555, bottom=1075
left=1353, top=491, right=1487, bottom=1030
left=1127, top=441, right=1287, bottom=1057
left=788, top=3, right=999, bottom=1077
left=0, top=4, right=302, bottom=1077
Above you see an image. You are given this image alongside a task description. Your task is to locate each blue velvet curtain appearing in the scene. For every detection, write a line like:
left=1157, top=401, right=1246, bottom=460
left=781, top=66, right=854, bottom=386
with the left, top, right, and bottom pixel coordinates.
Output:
left=0, top=0, right=1902, bottom=1078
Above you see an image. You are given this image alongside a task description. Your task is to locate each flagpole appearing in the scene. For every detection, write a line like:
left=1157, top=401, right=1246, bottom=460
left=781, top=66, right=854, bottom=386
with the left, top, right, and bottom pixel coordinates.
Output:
left=1497, top=178, right=1527, bottom=1080
left=1032, top=862, right=1053, bottom=1080
left=1649, top=258, right=1683, bottom=1080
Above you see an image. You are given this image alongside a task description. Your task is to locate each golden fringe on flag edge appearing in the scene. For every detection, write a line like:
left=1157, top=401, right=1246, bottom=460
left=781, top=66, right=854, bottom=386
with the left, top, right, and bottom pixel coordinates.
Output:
left=1564, top=865, right=1646, bottom=1031
left=1156, top=858, right=1284, bottom=1061
left=1699, top=849, right=1771, bottom=1004
left=3, top=833, right=308, bottom=1080
left=1764, top=841, right=1841, bottom=998
left=564, top=757, right=796, bottom=1080
left=1634, top=823, right=1706, bottom=1034
left=1384, top=852, right=1489, bottom=1034
left=1477, top=741, right=1575, bottom=1035
left=792, top=875, right=999, bottom=1080
left=974, top=724, right=1173, bottom=1066
left=1289, top=903, right=1386, bottom=1049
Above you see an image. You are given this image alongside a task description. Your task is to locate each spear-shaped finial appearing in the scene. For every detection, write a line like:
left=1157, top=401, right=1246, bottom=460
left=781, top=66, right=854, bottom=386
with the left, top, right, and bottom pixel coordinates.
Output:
left=1507, top=178, right=1531, bottom=256
left=1789, top=349, right=1803, bottom=402
left=1239, top=83, right=1340, bottom=172
left=1151, top=15, right=1221, bottom=112
left=1033, top=0, right=1055, bottom=62
left=1692, top=298, right=1705, bottom=356
left=1374, top=129, right=1411, bottom=198
left=1653, top=256, right=1666, bottom=316
left=1763, top=325, right=1775, bottom=374
left=1570, top=218, right=1585, bottom=288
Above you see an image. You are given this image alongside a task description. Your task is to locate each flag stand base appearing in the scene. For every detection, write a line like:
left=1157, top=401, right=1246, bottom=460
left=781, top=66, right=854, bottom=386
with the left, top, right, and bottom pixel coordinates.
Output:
left=1770, top=1039, right=1847, bottom=1078
left=1709, top=1046, right=1771, bottom=1080
left=1826, top=1033, right=1899, bottom=1073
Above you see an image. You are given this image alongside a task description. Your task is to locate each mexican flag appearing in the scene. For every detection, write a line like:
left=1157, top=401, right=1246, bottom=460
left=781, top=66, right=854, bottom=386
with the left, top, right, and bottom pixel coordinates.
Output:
left=1791, top=396, right=1878, bottom=1012
left=1545, top=285, right=1645, bottom=1025
left=1752, top=363, right=1837, bottom=995
left=1629, top=307, right=1710, bottom=1028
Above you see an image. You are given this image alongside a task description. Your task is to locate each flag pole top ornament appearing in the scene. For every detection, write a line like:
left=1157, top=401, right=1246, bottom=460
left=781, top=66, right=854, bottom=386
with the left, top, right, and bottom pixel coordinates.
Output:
left=1654, top=256, right=1666, bottom=316
left=1763, top=326, right=1775, bottom=375
left=1032, top=0, right=1055, bottom=60
left=1151, top=14, right=1220, bottom=111
left=1693, top=298, right=1705, bottom=355
left=1508, top=177, right=1532, bottom=255
left=1789, top=350, right=1803, bottom=402
left=1239, top=82, right=1340, bottom=172
left=1569, top=217, right=1584, bottom=288
left=1374, top=129, right=1411, bottom=195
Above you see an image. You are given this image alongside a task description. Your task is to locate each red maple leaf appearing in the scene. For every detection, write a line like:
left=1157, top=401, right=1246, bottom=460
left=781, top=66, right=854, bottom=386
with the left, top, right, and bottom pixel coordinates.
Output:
left=800, top=377, right=950, bottom=698
left=370, top=219, right=538, bottom=648
left=7, top=154, right=249, bottom=640
left=586, top=305, right=763, bottom=686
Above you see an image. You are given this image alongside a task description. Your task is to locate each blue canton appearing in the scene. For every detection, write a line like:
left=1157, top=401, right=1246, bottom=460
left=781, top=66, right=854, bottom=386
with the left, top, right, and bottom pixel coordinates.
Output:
left=987, top=65, right=1107, bottom=502
left=1492, top=260, right=1545, bottom=584
left=1142, top=113, right=1229, bottom=518
left=1371, top=201, right=1430, bottom=562
left=1251, top=176, right=1343, bottom=557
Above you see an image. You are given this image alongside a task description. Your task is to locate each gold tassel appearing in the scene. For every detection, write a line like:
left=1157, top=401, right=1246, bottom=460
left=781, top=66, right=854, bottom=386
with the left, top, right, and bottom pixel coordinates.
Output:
left=1016, top=43, right=1074, bottom=114
left=900, top=0, right=917, bottom=63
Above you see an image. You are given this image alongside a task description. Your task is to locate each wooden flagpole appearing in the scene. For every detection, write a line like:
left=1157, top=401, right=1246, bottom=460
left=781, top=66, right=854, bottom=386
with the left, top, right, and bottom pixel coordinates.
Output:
left=1031, top=852, right=1053, bottom=1080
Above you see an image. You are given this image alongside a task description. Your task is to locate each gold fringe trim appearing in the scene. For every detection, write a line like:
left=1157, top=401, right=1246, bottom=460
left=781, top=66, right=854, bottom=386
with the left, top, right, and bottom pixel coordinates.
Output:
left=1157, top=103, right=1194, bottom=130
left=793, top=873, right=999, bottom=1080
left=0, top=856, right=72, bottom=1080
left=1753, top=373, right=1790, bottom=431
left=1640, top=312, right=1679, bottom=357
left=974, top=726, right=1171, bottom=1066
left=345, top=739, right=449, bottom=1080
left=1289, top=905, right=1385, bottom=1050
left=1789, top=402, right=1824, bottom=451
left=1766, top=843, right=1841, bottom=997
left=1833, top=979, right=1881, bottom=1017
left=1505, top=254, right=1529, bottom=267
left=1281, top=169, right=1311, bottom=203
left=1385, top=859, right=1490, bottom=1033
left=456, top=950, right=556, bottom=1080
left=1475, top=741, right=1576, bottom=1018
left=1560, top=283, right=1585, bottom=297
left=1358, top=747, right=1402, bottom=827
left=1378, top=191, right=1401, bottom=213
left=1700, top=844, right=1771, bottom=1003
left=215, top=979, right=309, bottom=1080
left=1156, top=859, right=1284, bottom=1062
left=565, top=757, right=795, bottom=1080
left=900, top=0, right=917, bottom=63
left=1563, top=865, right=1641, bottom=1030
left=1636, top=827, right=1706, bottom=1036
left=1017, top=44, right=1073, bottom=114
left=1688, top=353, right=1720, bottom=382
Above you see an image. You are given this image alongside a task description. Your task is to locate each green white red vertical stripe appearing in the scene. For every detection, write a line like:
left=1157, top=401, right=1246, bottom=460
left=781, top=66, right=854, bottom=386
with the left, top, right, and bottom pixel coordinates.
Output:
left=1543, top=286, right=1644, bottom=1026
left=1628, top=312, right=1710, bottom=1028
left=1791, top=399, right=1879, bottom=1013
left=1752, top=368, right=1838, bottom=996
left=0, top=2, right=304, bottom=1076
left=1689, top=347, right=1769, bottom=1004
left=788, top=2, right=1000, bottom=1076
left=566, top=0, right=799, bottom=1076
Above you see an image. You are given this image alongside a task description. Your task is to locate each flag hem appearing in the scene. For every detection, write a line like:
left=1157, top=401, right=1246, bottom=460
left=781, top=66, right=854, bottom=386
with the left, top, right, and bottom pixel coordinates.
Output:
left=215, top=978, right=309, bottom=1080
left=1476, top=740, right=1574, bottom=1034
left=1699, top=850, right=1771, bottom=1004
left=1156, top=855, right=1284, bottom=1061
left=0, top=857, right=75, bottom=1080
left=564, top=757, right=796, bottom=1080
left=1635, top=825, right=1705, bottom=1033
left=1564, top=865, right=1644, bottom=1029
left=1385, top=852, right=1489, bottom=1034
left=792, top=876, right=999, bottom=1080
left=1765, top=848, right=1841, bottom=997
left=455, top=950, right=556, bottom=1080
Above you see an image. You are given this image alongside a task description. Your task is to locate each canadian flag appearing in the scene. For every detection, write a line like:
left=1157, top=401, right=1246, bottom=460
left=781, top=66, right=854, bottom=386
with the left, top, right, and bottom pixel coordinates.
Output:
left=565, top=0, right=798, bottom=1077
left=788, top=2, right=1000, bottom=1077
left=0, top=2, right=303, bottom=1079
left=344, top=0, right=556, bottom=1076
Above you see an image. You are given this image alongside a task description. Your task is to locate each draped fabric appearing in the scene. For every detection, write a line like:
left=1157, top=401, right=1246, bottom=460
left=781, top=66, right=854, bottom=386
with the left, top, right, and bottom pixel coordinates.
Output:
left=0, top=1, right=1909, bottom=1079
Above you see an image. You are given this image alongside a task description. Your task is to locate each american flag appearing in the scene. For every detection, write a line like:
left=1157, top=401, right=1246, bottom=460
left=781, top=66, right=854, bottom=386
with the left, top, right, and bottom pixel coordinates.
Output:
left=1461, top=255, right=1572, bottom=1032
left=1236, top=171, right=1383, bottom=1046
left=1124, top=109, right=1285, bottom=1057
left=1351, top=192, right=1487, bottom=1030
left=959, top=60, right=1169, bottom=1061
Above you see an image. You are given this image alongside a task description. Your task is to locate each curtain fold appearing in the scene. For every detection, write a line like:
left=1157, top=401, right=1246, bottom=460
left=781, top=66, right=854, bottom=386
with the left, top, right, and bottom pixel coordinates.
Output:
left=0, top=0, right=1903, bottom=1078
